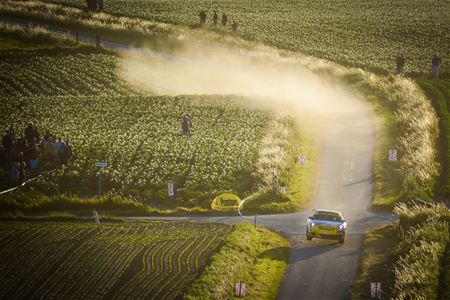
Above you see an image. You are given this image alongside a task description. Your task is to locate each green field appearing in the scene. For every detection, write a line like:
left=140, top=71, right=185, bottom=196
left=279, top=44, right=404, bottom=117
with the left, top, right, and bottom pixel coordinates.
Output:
left=0, top=220, right=231, bottom=299
left=43, top=0, right=450, bottom=74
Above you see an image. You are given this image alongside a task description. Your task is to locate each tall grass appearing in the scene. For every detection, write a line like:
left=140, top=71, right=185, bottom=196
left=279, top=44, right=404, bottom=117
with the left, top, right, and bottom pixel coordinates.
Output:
left=363, top=75, right=439, bottom=201
left=392, top=202, right=450, bottom=300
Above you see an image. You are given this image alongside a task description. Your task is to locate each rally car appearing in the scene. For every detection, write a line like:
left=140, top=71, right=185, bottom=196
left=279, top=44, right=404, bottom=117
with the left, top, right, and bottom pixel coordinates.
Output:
left=306, top=209, right=347, bottom=244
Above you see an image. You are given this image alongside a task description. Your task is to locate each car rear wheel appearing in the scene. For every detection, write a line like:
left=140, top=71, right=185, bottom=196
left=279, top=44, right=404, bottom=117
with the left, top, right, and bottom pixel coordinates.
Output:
left=306, top=234, right=312, bottom=241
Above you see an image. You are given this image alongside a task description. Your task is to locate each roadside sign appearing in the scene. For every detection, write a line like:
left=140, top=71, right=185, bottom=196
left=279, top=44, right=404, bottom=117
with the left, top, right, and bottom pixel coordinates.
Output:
left=168, top=181, right=174, bottom=197
left=388, top=149, right=397, bottom=162
left=95, top=162, right=108, bottom=167
left=281, top=186, right=286, bottom=194
left=235, top=282, right=246, bottom=297
left=298, top=154, right=307, bottom=167
left=370, top=282, right=381, bottom=298
left=211, top=193, right=241, bottom=210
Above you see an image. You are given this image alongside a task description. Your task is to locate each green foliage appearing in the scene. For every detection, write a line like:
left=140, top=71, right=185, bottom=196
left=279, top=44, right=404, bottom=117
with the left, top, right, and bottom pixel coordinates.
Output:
left=43, top=0, right=449, bottom=74
left=418, top=80, right=450, bottom=198
left=393, top=217, right=449, bottom=300
left=185, top=222, right=289, bottom=299
left=0, top=221, right=233, bottom=299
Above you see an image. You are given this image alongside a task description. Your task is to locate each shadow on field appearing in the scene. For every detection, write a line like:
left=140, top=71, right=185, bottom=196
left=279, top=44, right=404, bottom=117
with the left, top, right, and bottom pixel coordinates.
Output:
left=257, top=247, right=290, bottom=261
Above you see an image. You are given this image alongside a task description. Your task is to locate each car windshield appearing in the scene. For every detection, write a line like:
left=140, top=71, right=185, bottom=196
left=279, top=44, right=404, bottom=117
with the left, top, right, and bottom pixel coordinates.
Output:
left=313, top=212, right=342, bottom=222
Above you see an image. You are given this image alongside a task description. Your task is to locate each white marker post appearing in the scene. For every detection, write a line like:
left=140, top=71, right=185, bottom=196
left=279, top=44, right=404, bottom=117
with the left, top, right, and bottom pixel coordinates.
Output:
left=370, top=282, right=381, bottom=298
left=168, top=181, right=174, bottom=198
left=93, top=209, right=101, bottom=233
left=95, top=162, right=108, bottom=195
left=389, top=149, right=397, bottom=162
left=235, top=282, right=246, bottom=297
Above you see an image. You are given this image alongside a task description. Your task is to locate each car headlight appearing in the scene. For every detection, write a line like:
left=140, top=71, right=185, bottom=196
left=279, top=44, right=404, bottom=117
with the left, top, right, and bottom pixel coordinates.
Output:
left=311, top=222, right=315, bottom=227
left=338, top=224, right=344, bottom=231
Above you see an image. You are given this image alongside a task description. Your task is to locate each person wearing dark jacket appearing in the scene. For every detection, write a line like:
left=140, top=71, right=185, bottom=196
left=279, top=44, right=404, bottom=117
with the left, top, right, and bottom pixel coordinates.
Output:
left=213, top=11, right=218, bottom=26
left=432, top=54, right=442, bottom=79
left=396, top=54, right=405, bottom=75
left=199, top=11, right=207, bottom=26
left=221, top=13, right=228, bottom=26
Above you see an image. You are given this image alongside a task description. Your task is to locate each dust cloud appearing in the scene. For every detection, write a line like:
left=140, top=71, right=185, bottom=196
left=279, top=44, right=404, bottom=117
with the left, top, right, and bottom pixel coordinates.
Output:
left=118, top=39, right=364, bottom=128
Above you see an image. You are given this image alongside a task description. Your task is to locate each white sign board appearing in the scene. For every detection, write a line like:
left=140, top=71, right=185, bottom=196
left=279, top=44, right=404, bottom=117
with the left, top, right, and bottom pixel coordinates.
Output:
left=370, top=282, right=381, bottom=298
left=298, top=154, right=307, bottom=167
left=95, top=162, right=108, bottom=167
left=389, top=149, right=397, bottom=162
left=168, top=181, right=174, bottom=197
left=281, top=186, right=286, bottom=194
left=235, top=283, right=246, bottom=297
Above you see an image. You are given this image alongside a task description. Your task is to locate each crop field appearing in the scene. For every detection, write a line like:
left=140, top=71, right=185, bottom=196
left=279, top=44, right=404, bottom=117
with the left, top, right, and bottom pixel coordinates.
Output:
left=0, top=221, right=232, bottom=299
left=0, top=51, right=139, bottom=97
left=0, top=48, right=300, bottom=211
left=44, top=0, right=450, bottom=74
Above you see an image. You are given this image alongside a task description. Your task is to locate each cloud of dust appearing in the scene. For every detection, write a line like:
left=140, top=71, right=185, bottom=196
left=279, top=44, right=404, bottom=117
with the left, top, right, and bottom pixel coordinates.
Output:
left=118, top=40, right=363, bottom=127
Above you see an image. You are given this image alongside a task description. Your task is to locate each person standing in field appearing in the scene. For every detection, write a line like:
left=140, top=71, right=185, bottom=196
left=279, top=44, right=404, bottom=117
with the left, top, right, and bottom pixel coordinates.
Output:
left=212, top=11, right=218, bottom=26
left=231, top=21, right=238, bottom=33
left=221, top=13, right=228, bottom=26
left=199, top=11, right=207, bottom=26
left=98, top=0, right=104, bottom=12
left=432, top=54, right=442, bottom=79
left=182, top=114, right=192, bottom=137
left=396, top=53, right=405, bottom=75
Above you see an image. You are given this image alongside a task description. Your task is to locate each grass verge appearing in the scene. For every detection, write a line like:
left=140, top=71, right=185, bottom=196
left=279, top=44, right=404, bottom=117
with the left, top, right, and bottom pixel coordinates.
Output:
left=353, top=202, right=450, bottom=299
left=185, top=222, right=289, bottom=299
left=351, top=224, right=397, bottom=300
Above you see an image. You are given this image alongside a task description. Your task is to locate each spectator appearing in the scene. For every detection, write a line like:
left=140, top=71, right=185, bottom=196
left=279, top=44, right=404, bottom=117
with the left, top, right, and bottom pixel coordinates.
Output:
left=182, top=114, right=192, bottom=137
left=24, top=122, right=34, bottom=145
left=98, top=0, right=104, bottom=12
left=10, top=162, right=19, bottom=186
left=2, top=127, right=15, bottom=156
left=54, top=137, right=62, bottom=163
left=28, top=141, right=39, bottom=172
left=221, top=13, right=228, bottom=26
left=199, top=10, right=207, bottom=26
left=44, top=137, right=55, bottom=167
left=213, top=11, right=218, bottom=26
left=86, top=0, right=97, bottom=11
left=18, top=162, right=26, bottom=186
left=432, top=54, right=442, bottom=79
left=16, top=136, right=28, bottom=158
left=58, top=140, right=70, bottom=165
left=396, top=53, right=405, bottom=75
left=231, top=21, right=238, bottom=33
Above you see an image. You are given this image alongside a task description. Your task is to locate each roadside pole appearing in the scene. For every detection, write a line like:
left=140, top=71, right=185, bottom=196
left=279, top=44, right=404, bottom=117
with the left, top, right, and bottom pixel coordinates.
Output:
left=95, top=162, right=108, bottom=196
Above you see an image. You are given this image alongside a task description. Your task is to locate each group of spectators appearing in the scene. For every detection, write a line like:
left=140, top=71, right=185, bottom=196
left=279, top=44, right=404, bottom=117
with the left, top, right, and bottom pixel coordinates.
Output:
left=396, top=54, right=443, bottom=78
left=0, top=123, right=72, bottom=187
left=199, top=10, right=238, bottom=32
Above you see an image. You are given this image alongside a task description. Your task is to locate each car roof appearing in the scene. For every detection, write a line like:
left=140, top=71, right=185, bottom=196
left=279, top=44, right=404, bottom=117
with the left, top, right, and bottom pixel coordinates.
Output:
left=314, top=209, right=343, bottom=217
